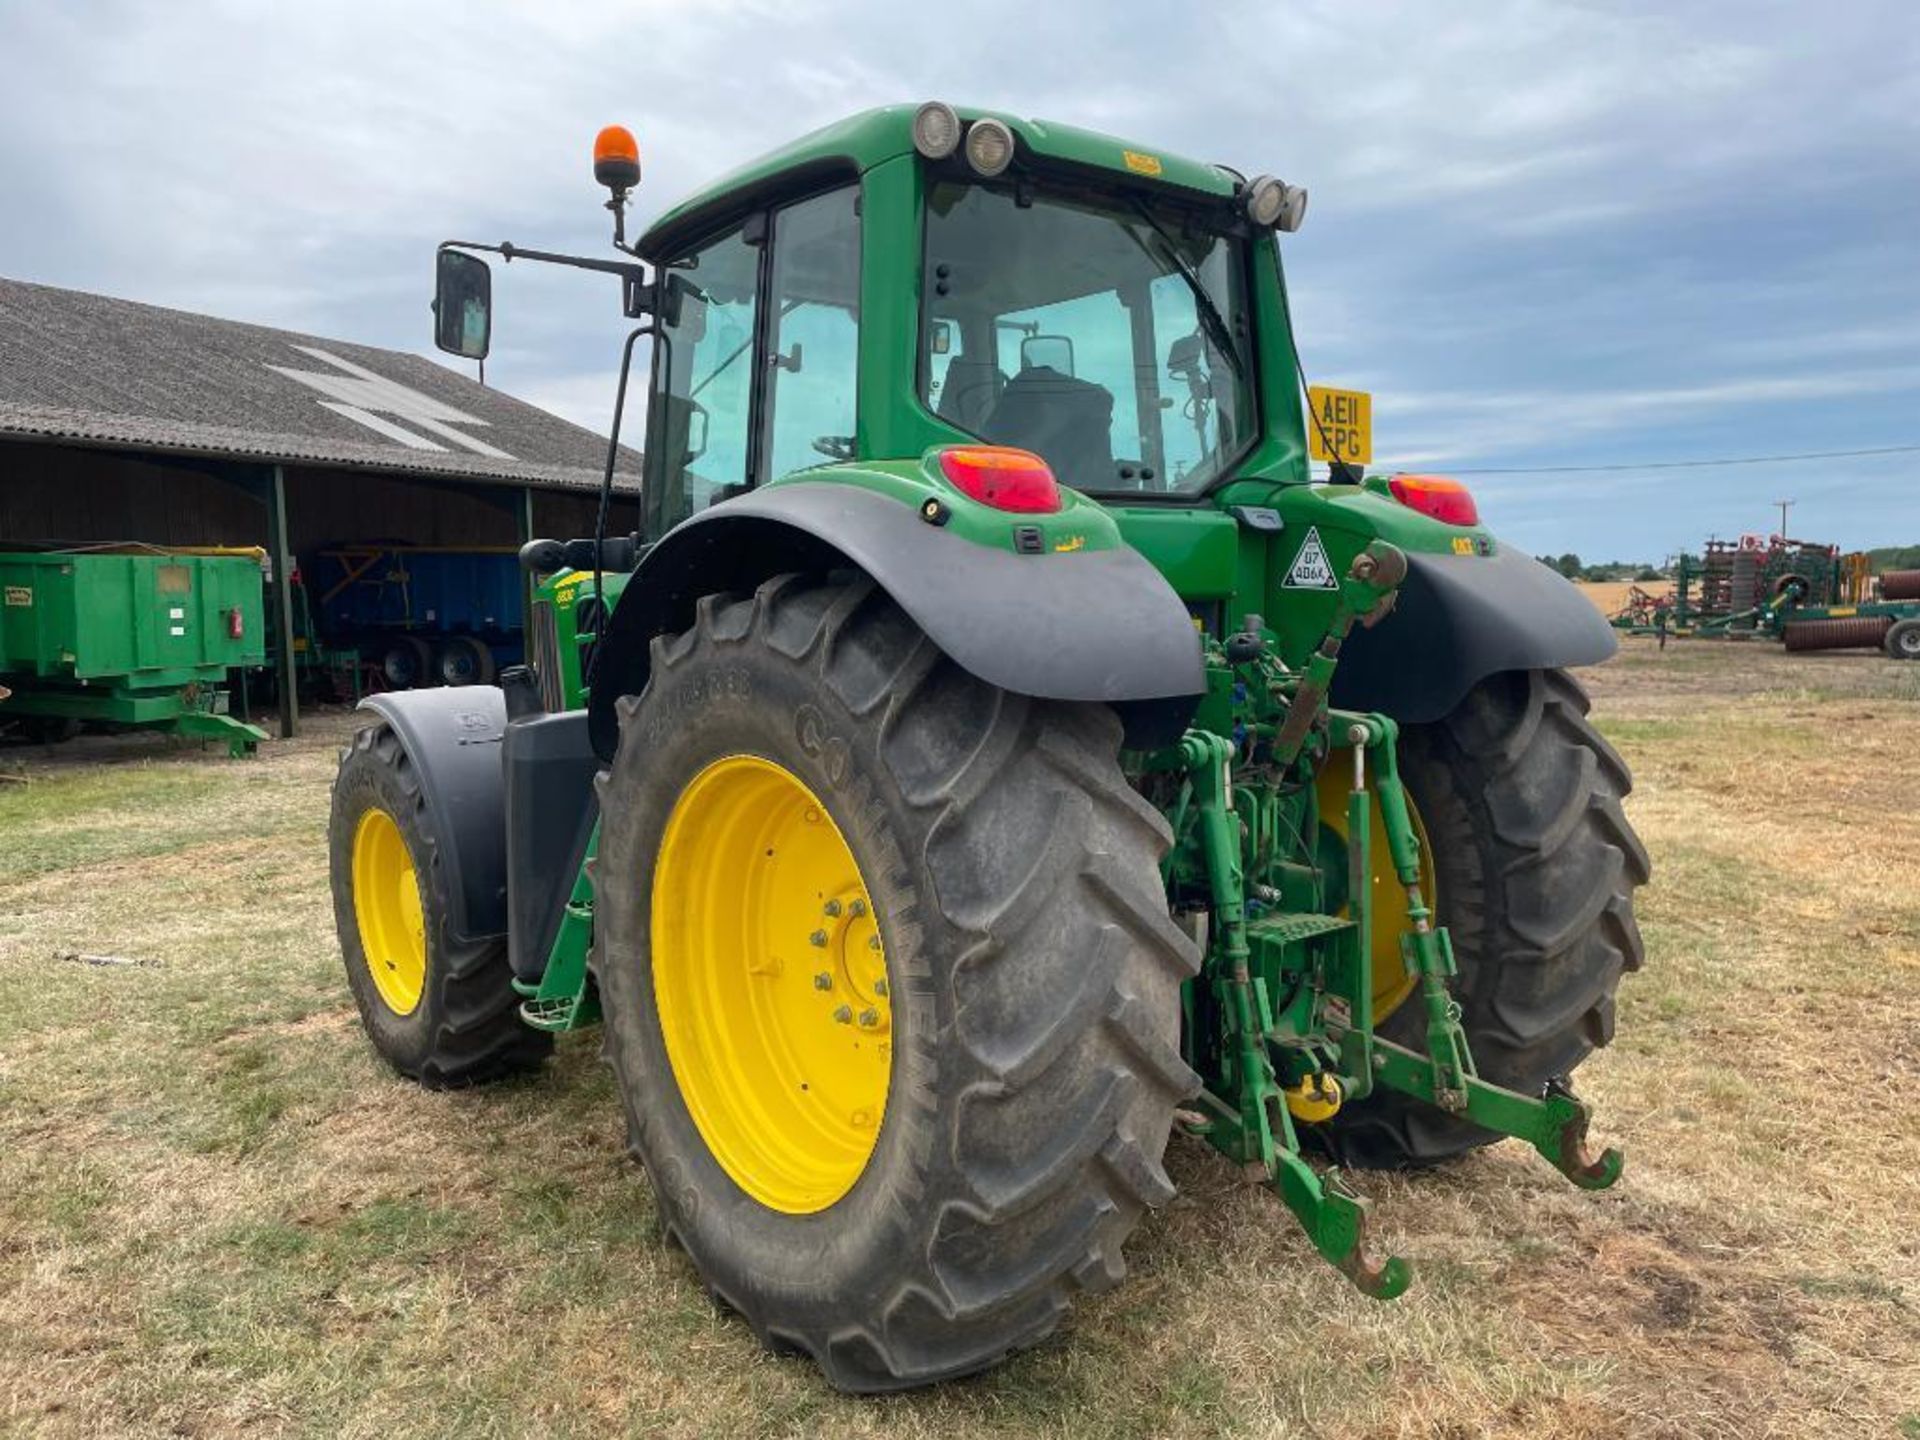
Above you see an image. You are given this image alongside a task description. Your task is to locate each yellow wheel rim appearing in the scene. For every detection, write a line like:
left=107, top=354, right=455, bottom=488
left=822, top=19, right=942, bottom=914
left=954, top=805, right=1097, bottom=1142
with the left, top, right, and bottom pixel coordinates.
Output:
left=1316, top=767, right=1439, bottom=1025
left=651, top=755, right=892, bottom=1214
left=351, top=806, right=427, bottom=1016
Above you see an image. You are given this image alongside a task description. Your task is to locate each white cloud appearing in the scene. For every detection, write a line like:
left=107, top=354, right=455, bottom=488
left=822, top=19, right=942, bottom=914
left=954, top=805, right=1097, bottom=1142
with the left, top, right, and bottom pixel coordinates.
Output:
left=0, top=0, right=1914, bottom=558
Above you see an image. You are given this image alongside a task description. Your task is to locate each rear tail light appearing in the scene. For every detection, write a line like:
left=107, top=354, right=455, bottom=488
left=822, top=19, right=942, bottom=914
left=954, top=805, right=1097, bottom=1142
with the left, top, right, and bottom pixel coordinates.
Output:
left=937, top=446, right=1061, bottom=514
left=227, top=607, right=245, bottom=639
left=1388, top=474, right=1479, bottom=528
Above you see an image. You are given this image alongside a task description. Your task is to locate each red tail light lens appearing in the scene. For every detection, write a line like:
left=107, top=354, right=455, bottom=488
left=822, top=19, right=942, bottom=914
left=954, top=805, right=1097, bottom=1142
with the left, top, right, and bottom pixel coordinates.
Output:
left=1388, top=474, right=1479, bottom=528
left=937, top=446, right=1062, bottom=514
left=227, top=607, right=245, bottom=639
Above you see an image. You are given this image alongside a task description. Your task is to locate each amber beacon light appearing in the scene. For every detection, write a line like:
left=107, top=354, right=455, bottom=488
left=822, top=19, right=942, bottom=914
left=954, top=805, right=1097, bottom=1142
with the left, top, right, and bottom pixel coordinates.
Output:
left=593, top=125, right=642, bottom=193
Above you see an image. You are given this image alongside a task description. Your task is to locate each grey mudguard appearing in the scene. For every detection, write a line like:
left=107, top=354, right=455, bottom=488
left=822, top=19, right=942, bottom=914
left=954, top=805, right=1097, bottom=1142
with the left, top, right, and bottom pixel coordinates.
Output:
left=1332, top=545, right=1619, bottom=722
left=358, top=687, right=508, bottom=944
left=588, top=482, right=1208, bottom=759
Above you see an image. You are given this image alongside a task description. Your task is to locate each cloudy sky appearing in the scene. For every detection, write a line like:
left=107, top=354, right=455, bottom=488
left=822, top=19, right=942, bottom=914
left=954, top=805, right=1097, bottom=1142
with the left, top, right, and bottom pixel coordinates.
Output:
left=2, top=0, right=1914, bottom=560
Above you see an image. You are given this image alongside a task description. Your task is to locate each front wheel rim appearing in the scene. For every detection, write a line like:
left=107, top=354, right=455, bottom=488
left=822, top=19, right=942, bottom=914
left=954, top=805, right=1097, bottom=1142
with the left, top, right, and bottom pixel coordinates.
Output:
left=351, top=806, right=427, bottom=1015
left=651, top=755, right=892, bottom=1214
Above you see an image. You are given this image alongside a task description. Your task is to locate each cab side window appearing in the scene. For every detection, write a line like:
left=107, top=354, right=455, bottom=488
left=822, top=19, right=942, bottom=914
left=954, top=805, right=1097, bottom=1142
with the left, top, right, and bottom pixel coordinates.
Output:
left=647, top=228, right=761, bottom=536
left=760, top=187, right=861, bottom=477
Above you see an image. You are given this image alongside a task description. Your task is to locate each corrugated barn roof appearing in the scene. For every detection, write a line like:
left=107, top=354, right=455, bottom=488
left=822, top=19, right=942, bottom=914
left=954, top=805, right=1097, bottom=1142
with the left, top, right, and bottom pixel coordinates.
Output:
left=0, top=276, right=640, bottom=492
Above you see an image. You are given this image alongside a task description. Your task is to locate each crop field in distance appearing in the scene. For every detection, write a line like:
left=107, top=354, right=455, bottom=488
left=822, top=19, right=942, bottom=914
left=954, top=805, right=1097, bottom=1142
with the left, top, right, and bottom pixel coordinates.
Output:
left=2, top=636, right=1916, bottom=1439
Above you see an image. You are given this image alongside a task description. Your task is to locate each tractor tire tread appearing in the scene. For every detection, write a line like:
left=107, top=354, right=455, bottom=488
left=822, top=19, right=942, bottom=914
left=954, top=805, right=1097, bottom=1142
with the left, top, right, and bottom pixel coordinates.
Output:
left=593, top=573, right=1197, bottom=1392
left=331, top=722, right=551, bottom=1089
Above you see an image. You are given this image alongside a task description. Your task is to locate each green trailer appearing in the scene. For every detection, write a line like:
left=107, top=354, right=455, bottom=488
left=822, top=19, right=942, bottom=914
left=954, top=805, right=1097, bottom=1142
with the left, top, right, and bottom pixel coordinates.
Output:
left=0, top=550, right=270, bottom=755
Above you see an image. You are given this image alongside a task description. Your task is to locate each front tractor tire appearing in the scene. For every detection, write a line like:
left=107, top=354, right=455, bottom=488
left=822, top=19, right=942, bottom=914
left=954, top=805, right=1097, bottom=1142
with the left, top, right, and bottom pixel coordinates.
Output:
left=594, top=575, right=1200, bottom=1392
left=329, top=723, right=552, bottom=1086
left=1327, top=667, right=1650, bottom=1166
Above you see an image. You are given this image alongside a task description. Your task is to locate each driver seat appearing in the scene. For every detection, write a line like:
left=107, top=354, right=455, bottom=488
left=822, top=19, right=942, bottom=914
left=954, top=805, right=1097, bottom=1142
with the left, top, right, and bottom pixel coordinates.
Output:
left=979, top=366, right=1115, bottom=492
left=937, top=357, right=1006, bottom=432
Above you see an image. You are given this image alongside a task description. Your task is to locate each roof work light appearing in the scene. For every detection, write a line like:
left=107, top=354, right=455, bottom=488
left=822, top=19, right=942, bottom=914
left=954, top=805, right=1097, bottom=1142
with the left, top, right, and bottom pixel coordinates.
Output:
left=912, top=101, right=962, bottom=160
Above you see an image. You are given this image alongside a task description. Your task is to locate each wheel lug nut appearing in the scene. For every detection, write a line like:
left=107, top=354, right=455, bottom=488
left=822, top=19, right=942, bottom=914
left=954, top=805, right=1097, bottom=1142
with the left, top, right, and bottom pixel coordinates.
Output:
left=813, top=972, right=833, bottom=991
left=867, top=934, right=882, bottom=951
left=873, top=979, right=888, bottom=998
left=823, top=899, right=842, bottom=917
left=848, top=899, right=867, bottom=917
left=809, top=929, right=829, bottom=948
left=833, top=1005, right=853, bottom=1024
left=858, top=1008, right=879, bottom=1028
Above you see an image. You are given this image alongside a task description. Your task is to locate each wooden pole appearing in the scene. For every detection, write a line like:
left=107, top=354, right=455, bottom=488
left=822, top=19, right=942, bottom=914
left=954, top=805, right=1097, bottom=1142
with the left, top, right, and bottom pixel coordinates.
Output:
left=266, top=464, right=299, bottom=739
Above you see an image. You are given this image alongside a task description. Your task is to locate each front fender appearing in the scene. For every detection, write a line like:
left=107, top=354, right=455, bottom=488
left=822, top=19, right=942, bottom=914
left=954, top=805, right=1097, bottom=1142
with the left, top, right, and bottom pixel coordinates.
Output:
left=358, top=687, right=507, bottom=944
left=1331, top=546, right=1618, bottom=722
left=588, top=483, right=1207, bottom=758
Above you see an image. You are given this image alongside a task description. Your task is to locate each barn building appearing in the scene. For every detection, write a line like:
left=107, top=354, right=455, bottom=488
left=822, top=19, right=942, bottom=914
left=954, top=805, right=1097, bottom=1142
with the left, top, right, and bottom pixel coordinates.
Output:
left=0, top=276, right=639, bottom=738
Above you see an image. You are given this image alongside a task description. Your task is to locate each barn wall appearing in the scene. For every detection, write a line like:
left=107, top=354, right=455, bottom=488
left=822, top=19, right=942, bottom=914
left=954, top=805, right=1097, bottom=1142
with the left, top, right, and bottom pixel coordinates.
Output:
left=284, top=467, right=519, bottom=551
left=0, top=440, right=634, bottom=557
left=0, top=441, right=262, bottom=546
left=531, top=489, right=641, bottom=541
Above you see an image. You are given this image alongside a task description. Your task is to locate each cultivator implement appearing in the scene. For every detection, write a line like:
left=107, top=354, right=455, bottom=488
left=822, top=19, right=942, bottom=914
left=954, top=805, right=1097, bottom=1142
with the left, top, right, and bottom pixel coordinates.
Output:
left=1618, top=539, right=1920, bottom=659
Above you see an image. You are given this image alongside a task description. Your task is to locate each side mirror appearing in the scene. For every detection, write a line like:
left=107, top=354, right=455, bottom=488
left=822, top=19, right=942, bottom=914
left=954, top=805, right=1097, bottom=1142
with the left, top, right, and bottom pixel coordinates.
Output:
left=1020, top=334, right=1075, bottom=377
left=1167, top=331, right=1205, bottom=381
left=433, top=249, right=492, bottom=360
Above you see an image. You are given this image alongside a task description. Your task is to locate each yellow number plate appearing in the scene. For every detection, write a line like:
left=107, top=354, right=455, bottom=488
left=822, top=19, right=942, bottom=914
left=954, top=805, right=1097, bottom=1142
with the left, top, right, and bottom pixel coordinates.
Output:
left=1307, top=386, right=1372, bottom=465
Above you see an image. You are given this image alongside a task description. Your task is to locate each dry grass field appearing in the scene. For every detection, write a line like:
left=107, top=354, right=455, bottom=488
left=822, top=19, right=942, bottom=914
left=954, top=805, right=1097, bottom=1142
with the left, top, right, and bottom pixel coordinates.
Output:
left=3, top=638, right=1917, bottom=1439
left=1572, top=580, right=1671, bottom=618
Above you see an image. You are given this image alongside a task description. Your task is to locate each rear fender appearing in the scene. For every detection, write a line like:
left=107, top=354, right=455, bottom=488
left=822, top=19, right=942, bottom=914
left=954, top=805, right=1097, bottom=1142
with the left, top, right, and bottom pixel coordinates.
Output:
left=357, top=688, right=508, bottom=945
left=1331, top=547, right=1618, bottom=721
left=588, top=482, right=1208, bottom=758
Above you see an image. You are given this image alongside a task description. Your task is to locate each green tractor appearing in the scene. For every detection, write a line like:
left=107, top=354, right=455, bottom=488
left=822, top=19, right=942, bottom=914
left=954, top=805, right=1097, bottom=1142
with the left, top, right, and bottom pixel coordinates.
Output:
left=329, top=103, right=1647, bottom=1390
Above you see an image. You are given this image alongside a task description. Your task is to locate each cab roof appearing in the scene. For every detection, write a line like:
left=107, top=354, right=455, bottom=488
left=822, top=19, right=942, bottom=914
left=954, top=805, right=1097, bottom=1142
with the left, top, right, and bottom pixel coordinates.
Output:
left=636, top=103, right=1241, bottom=261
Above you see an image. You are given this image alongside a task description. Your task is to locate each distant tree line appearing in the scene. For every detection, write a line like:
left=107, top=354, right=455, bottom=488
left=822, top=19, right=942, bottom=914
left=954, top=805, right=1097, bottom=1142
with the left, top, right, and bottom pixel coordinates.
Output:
left=1535, top=554, right=1667, bottom=584
left=1867, top=545, right=1920, bottom=572
left=1529, top=544, right=1918, bottom=583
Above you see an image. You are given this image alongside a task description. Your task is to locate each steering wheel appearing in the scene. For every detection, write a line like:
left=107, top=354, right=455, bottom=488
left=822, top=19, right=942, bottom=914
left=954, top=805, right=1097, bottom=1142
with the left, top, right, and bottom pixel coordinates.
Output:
left=811, top=435, right=856, bottom=461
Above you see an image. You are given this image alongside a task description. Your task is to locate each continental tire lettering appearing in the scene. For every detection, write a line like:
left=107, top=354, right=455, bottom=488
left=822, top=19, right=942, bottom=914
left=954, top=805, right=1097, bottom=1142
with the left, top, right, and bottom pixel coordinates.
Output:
left=795, top=702, right=852, bottom=788
left=645, top=666, right=752, bottom=747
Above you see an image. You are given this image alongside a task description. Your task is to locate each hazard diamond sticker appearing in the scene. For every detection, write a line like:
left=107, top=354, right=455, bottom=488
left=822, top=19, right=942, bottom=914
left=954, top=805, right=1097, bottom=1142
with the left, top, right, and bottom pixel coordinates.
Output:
left=1284, top=527, right=1338, bottom=590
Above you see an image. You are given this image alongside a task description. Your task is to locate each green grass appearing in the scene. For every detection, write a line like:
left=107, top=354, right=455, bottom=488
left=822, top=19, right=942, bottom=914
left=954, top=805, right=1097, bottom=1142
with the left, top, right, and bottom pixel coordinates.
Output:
left=4, top=652, right=1919, bottom=1438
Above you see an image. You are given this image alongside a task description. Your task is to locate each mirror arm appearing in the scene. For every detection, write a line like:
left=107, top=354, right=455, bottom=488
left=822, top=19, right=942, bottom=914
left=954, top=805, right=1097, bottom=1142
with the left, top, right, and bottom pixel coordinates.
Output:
left=439, top=240, right=653, bottom=316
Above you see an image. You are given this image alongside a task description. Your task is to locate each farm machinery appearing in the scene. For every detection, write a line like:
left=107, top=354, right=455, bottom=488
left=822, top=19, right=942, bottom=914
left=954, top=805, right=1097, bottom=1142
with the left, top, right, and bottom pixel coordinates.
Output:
left=328, top=105, right=1648, bottom=1389
left=0, top=547, right=268, bottom=755
left=1618, top=535, right=1920, bottom=658
left=307, top=545, right=525, bottom=689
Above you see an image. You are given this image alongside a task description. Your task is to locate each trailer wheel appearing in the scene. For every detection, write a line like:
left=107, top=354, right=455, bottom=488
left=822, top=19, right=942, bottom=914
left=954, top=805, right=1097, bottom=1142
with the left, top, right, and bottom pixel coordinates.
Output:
left=1323, top=668, right=1648, bottom=1167
left=594, top=574, right=1199, bottom=1391
left=436, top=635, right=496, bottom=687
left=1885, top=619, right=1920, bottom=661
left=329, top=722, right=552, bottom=1086
left=378, top=636, right=433, bottom=690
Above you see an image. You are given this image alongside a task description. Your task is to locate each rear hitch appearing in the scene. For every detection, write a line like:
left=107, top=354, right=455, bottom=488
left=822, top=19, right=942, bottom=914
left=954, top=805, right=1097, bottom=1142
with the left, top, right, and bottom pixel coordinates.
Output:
left=1267, top=1151, right=1411, bottom=1299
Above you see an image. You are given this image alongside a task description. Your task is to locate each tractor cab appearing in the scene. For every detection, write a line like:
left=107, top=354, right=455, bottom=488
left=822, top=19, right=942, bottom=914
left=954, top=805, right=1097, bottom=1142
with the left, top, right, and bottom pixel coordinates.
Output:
left=629, top=104, right=1307, bottom=539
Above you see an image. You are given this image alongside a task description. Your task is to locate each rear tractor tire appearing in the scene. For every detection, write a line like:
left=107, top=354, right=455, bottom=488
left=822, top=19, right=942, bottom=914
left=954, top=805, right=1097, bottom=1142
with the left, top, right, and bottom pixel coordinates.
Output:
left=594, top=574, right=1200, bottom=1391
left=329, top=722, right=552, bottom=1086
left=1325, top=667, right=1649, bottom=1167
